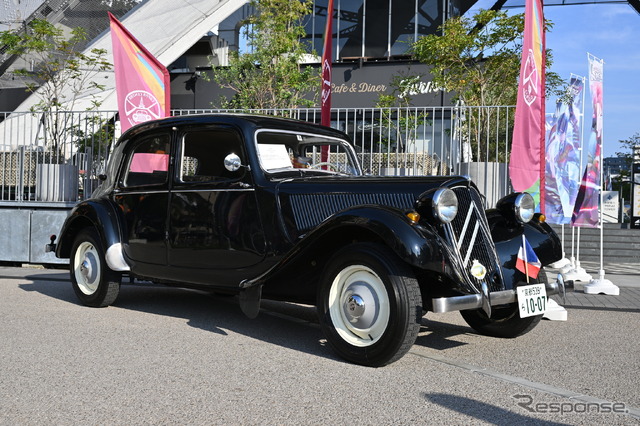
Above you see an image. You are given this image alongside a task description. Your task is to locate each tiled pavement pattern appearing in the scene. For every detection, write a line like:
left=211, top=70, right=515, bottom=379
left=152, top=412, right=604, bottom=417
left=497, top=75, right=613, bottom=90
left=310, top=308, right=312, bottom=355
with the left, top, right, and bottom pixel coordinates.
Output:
left=577, top=261, right=640, bottom=276
left=551, top=288, right=640, bottom=312
left=546, top=262, right=640, bottom=312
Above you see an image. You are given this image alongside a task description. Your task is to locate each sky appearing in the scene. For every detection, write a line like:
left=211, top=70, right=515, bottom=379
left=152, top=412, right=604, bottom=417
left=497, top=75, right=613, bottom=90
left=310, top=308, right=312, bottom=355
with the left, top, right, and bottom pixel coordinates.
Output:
left=467, top=1, right=640, bottom=158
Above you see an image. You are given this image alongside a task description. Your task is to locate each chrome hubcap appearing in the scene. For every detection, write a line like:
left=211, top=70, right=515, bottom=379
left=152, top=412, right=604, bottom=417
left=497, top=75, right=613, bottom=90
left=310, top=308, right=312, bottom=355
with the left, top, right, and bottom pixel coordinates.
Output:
left=74, top=242, right=100, bottom=295
left=329, top=265, right=390, bottom=347
left=342, top=282, right=380, bottom=329
left=345, top=294, right=365, bottom=321
left=80, top=259, right=92, bottom=282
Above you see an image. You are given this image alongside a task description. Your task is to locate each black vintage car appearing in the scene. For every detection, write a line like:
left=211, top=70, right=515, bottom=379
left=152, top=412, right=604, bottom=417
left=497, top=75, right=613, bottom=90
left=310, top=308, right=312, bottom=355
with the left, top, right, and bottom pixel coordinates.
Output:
left=49, top=114, right=563, bottom=366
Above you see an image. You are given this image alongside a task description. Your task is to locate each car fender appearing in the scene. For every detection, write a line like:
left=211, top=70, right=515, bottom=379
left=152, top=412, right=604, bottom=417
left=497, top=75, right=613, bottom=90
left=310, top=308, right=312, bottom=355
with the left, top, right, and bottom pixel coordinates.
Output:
left=243, top=205, right=446, bottom=289
left=487, top=211, right=562, bottom=287
left=55, top=199, right=130, bottom=272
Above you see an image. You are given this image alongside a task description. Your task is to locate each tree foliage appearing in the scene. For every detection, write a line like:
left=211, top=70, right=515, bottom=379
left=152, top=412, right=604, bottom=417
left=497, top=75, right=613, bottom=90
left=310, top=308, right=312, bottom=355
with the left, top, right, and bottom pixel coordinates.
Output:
left=1, top=19, right=111, bottom=111
left=209, top=0, right=317, bottom=110
left=375, top=71, right=431, bottom=153
left=0, top=19, right=112, bottom=155
left=412, top=9, right=563, bottom=107
left=412, top=10, right=563, bottom=162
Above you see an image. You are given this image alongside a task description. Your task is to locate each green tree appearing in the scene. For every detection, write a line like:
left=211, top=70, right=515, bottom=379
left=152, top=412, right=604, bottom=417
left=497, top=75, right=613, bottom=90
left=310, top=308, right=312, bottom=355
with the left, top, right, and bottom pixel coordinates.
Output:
left=209, top=0, right=317, bottom=110
left=412, top=9, right=562, bottom=107
left=375, top=71, right=431, bottom=152
left=0, top=19, right=112, bottom=156
left=412, top=10, right=563, bottom=162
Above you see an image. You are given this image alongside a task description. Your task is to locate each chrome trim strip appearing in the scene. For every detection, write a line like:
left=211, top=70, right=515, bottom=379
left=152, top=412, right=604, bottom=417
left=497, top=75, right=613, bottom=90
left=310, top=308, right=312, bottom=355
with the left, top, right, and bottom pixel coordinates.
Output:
left=113, top=189, right=168, bottom=195
left=171, top=188, right=255, bottom=193
left=456, top=203, right=475, bottom=250
left=462, top=221, right=480, bottom=268
left=116, top=188, right=255, bottom=195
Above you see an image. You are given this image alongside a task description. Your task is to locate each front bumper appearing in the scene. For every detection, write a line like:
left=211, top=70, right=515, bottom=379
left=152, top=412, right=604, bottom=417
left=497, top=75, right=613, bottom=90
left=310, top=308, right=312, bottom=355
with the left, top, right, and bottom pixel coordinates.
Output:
left=431, top=274, right=565, bottom=317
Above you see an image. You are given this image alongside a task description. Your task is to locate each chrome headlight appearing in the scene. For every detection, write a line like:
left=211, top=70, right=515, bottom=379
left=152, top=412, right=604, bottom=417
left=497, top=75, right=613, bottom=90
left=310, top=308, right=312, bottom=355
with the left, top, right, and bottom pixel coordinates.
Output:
left=432, top=188, right=458, bottom=223
left=515, top=193, right=535, bottom=223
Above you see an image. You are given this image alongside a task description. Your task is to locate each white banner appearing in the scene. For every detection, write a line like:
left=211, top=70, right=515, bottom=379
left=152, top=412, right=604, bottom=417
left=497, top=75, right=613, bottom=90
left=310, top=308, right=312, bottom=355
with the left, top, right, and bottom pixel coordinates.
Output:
left=602, top=191, right=619, bottom=223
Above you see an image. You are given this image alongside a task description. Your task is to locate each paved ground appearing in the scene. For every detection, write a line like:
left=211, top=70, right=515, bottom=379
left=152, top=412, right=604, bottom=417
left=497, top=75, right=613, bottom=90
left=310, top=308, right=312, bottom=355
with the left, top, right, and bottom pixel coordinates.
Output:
left=1, top=265, right=639, bottom=425
left=545, top=262, right=640, bottom=311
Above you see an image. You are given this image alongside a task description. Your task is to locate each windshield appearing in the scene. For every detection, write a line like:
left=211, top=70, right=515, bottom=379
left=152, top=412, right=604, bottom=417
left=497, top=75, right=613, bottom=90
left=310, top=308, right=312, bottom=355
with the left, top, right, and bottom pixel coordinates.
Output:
left=256, top=130, right=361, bottom=176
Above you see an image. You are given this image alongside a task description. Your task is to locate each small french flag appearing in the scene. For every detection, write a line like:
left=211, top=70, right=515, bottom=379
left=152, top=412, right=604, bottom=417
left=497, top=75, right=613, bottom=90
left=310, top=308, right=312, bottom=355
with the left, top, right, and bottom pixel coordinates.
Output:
left=516, top=235, right=541, bottom=279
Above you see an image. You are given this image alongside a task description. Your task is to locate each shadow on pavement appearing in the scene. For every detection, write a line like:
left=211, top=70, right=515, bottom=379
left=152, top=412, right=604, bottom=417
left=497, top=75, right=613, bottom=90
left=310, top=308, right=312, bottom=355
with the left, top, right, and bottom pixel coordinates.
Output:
left=18, top=271, right=538, bottom=360
left=415, top=317, right=473, bottom=350
left=423, top=393, right=567, bottom=426
left=19, top=276, right=341, bottom=364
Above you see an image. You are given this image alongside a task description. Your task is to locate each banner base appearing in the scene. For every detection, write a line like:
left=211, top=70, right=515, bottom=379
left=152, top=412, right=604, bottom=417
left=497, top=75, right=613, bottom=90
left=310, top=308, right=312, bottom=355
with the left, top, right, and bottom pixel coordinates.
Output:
left=549, top=257, right=571, bottom=269
left=562, top=261, right=593, bottom=282
left=584, top=271, right=620, bottom=296
left=559, top=257, right=576, bottom=274
left=543, top=298, right=567, bottom=321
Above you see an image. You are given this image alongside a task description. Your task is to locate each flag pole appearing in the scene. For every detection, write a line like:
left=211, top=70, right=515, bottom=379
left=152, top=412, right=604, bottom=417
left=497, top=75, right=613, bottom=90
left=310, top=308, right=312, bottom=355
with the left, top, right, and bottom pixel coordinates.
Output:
left=583, top=55, right=619, bottom=295
left=539, top=0, right=546, bottom=215
left=320, top=0, right=334, bottom=128
left=563, top=72, right=590, bottom=282
left=509, top=0, right=546, bottom=210
left=320, top=0, right=334, bottom=166
left=523, top=234, right=530, bottom=284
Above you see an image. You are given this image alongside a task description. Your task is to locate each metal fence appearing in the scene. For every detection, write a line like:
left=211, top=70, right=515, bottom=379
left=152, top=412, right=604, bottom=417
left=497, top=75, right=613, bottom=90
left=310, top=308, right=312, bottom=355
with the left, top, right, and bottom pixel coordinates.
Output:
left=0, top=110, right=116, bottom=202
left=0, top=106, right=515, bottom=206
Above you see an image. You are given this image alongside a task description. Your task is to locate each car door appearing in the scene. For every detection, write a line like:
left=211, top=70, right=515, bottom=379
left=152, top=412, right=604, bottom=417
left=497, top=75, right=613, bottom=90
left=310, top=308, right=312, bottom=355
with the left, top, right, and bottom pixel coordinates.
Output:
left=167, top=126, right=266, bottom=283
left=113, top=131, right=171, bottom=267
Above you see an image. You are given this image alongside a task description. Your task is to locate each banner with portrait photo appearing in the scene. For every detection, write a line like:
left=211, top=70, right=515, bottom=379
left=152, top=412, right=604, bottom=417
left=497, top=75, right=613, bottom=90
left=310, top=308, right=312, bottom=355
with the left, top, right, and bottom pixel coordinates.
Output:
left=544, top=75, right=584, bottom=224
left=572, top=55, right=603, bottom=228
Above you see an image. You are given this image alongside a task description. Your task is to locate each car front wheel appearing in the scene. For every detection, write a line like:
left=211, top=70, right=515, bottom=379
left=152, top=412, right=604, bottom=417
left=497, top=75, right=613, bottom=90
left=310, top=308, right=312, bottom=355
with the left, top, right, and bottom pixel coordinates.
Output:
left=70, top=228, right=121, bottom=307
left=317, top=243, right=422, bottom=367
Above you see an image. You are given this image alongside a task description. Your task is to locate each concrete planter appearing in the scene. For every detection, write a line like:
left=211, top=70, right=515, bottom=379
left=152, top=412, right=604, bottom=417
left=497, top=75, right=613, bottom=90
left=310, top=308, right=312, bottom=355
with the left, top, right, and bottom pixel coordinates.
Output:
left=36, top=164, right=79, bottom=202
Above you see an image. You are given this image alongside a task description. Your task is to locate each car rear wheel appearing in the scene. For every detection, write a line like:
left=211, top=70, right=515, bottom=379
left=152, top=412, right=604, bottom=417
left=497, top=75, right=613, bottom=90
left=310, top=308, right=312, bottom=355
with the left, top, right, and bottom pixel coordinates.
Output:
left=70, top=228, right=121, bottom=307
left=460, top=268, right=548, bottom=338
left=317, top=243, right=422, bottom=367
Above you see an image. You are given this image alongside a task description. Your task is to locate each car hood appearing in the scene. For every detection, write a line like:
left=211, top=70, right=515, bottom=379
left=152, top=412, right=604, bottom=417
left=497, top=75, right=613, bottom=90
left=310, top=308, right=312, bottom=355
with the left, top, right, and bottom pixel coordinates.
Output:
left=274, top=175, right=471, bottom=237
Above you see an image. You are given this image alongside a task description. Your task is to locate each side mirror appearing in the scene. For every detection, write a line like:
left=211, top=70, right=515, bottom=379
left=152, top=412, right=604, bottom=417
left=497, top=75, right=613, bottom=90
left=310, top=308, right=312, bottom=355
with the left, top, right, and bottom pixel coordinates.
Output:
left=224, top=153, right=244, bottom=172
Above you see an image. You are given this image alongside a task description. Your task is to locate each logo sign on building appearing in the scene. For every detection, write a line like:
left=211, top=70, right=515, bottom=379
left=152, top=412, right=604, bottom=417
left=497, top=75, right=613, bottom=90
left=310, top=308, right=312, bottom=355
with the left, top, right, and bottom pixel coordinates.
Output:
left=170, top=62, right=450, bottom=110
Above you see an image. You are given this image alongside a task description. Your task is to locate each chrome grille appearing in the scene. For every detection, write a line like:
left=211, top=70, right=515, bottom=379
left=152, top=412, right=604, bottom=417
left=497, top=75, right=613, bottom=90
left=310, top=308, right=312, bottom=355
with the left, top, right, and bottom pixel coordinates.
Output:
left=445, top=186, right=504, bottom=292
left=290, top=193, right=415, bottom=231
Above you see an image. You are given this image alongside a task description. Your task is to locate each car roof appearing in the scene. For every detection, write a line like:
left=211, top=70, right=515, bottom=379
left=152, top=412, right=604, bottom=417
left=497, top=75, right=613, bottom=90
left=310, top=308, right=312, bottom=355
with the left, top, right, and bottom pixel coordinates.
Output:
left=117, top=113, right=347, bottom=146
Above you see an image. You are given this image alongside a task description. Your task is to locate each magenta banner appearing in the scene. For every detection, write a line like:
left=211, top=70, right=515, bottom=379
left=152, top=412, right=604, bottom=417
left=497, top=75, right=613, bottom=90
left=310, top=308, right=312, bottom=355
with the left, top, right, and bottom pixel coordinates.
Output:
left=509, top=0, right=546, bottom=211
left=109, top=12, right=170, bottom=132
left=544, top=76, right=584, bottom=224
left=572, top=55, right=603, bottom=228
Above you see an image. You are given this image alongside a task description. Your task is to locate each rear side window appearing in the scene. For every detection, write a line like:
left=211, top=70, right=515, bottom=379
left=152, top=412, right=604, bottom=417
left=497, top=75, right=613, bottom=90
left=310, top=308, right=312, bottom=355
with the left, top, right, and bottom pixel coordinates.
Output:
left=123, top=134, right=171, bottom=187
left=179, top=129, right=244, bottom=183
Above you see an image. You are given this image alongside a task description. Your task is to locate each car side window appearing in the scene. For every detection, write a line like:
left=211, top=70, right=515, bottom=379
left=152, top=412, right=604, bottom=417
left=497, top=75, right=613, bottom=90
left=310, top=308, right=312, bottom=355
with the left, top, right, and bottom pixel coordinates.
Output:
left=123, top=134, right=171, bottom=187
left=179, top=129, right=244, bottom=183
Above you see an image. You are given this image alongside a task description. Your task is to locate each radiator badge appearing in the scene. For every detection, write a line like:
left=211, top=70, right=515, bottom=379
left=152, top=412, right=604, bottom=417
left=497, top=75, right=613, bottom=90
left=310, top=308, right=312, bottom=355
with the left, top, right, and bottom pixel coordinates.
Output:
left=470, top=259, right=487, bottom=280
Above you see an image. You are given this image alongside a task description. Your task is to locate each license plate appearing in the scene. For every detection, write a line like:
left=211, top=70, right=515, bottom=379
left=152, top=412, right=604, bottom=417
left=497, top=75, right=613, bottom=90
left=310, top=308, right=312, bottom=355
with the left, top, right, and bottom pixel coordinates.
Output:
left=516, top=284, right=547, bottom=318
